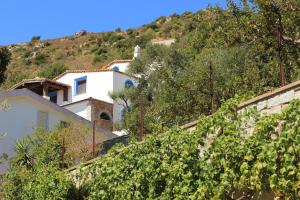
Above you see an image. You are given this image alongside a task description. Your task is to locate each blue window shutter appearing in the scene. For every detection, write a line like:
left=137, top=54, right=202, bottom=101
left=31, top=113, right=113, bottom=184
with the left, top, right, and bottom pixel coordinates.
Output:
left=74, top=79, right=78, bottom=95
left=74, top=76, right=87, bottom=95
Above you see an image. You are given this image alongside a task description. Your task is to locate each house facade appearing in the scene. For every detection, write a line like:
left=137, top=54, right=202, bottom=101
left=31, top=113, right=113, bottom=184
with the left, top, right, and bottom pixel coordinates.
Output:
left=0, top=89, right=117, bottom=173
left=9, top=57, right=137, bottom=135
left=0, top=47, right=140, bottom=172
left=52, top=60, right=137, bottom=131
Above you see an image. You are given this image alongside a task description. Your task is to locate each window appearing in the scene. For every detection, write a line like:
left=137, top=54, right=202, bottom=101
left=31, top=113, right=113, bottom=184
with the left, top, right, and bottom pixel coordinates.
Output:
left=37, top=110, right=49, bottom=130
left=125, top=79, right=134, bottom=88
left=74, top=76, right=87, bottom=95
left=112, top=66, right=119, bottom=71
left=121, top=108, right=126, bottom=120
left=100, top=112, right=111, bottom=121
left=48, top=91, right=57, bottom=104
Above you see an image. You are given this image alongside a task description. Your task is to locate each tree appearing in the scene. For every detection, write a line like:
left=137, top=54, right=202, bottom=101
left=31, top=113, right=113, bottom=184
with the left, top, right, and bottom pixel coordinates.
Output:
left=1, top=126, right=84, bottom=199
left=112, top=44, right=188, bottom=138
left=0, top=47, right=11, bottom=84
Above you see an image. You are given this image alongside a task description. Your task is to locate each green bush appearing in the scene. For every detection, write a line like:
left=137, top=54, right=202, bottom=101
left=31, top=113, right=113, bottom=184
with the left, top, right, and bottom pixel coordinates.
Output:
left=33, top=53, right=48, bottom=65
left=80, top=99, right=300, bottom=199
left=1, top=126, right=90, bottom=199
left=93, top=54, right=107, bottom=63
left=91, top=46, right=108, bottom=55
left=3, top=71, right=30, bottom=89
left=115, top=27, right=122, bottom=33
left=31, top=36, right=41, bottom=42
left=23, top=50, right=32, bottom=58
left=108, top=34, right=125, bottom=44
left=38, top=63, right=67, bottom=79
left=3, top=166, right=76, bottom=200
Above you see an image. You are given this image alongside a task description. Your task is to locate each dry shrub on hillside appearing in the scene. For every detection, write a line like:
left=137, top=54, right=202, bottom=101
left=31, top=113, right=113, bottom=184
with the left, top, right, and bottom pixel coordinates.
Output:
left=57, top=123, right=105, bottom=164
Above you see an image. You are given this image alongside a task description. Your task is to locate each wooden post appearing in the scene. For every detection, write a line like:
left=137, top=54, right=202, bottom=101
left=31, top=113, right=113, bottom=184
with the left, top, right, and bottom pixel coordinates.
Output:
left=277, top=19, right=285, bottom=87
left=61, top=137, right=65, bottom=169
left=92, top=120, right=96, bottom=157
left=209, top=62, right=216, bottom=114
left=63, top=88, right=68, bottom=101
left=42, top=84, right=48, bottom=97
left=139, top=94, right=144, bottom=141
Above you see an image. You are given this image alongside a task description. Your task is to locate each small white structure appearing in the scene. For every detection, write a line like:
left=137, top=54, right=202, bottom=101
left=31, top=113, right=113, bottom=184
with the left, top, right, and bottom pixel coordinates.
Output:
left=133, top=45, right=141, bottom=59
left=0, top=89, right=116, bottom=173
left=151, top=38, right=176, bottom=46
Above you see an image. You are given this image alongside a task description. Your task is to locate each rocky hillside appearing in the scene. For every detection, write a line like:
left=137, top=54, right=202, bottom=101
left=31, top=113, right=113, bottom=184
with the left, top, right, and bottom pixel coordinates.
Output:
left=2, top=12, right=194, bottom=89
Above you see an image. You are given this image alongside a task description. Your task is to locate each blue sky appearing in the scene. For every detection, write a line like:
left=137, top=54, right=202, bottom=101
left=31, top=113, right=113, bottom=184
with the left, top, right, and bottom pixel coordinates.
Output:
left=0, top=0, right=226, bottom=45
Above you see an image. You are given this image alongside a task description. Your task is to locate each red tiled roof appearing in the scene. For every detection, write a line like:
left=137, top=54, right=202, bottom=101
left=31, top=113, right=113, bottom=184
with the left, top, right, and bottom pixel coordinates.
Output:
left=101, top=59, right=132, bottom=70
left=52, top=59, right=133, bottom=80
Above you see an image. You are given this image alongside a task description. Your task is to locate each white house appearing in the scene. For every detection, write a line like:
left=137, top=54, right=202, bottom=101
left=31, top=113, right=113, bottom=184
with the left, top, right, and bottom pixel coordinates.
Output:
left=0, top=88, right=117, bottom=173
left=51, top=60, right=137, bottom=132
left=0, top=47, right=140, bottom=169
left=10, top=45, right=140, bottom=134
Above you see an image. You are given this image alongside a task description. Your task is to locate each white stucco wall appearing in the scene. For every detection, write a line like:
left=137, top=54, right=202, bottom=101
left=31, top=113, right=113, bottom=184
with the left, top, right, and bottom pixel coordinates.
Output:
left=56, top=71, right=114, bottom=104
left=57, top=90, right=64, bottom=105
left=56, top=71, right=136, bottom=124
left=113, top=72, right=137, bottom=123
left=0, top=97, right=71, bottom=172
left=63, top=100, right=91, bottom=121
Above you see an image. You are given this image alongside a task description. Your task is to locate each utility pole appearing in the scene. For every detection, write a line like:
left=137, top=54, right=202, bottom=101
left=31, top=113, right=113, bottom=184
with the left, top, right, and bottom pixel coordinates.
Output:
left=276, top=18, right=285, bottom=87
left=61, top=137, right=65, bottom=169
left=209, top=62, right=216, bottom=114
left=139, top=93, right=144, bottom=141
left=92, top=120, right=96, bottom=157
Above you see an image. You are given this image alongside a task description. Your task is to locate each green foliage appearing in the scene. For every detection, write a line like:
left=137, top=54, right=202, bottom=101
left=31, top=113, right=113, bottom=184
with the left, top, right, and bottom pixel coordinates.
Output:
left=1, top=127, right=83, bottom=199
left=38, top=63, right=68, bottom=79
left=93, top=54, right=107, bottom=63
left=77, top=99, right=300, bottom=199
left=2, top=71, right=30, bottom=89
left=108, top=34, right=125, bottom=44
left=31, top=36, right=41, bottom=42
left=23, top=50, right=32, bottom=58
left=3, top=98, right=300, bottom=199
left=115, top=27, right=122, bottom=33
left=3, top=166, right=76, bottom=200
left=0, top=47, right=11, bottom=84
left=33, top=52, right=48, bottom=65
left=1, top=1, right=300, bottom=198
left=107, top=0, right=300, bottom=138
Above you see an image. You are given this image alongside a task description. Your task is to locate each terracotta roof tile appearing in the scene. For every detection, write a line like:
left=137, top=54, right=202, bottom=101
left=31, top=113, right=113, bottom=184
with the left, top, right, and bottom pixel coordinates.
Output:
left=52, top=59, right=133, bottom=80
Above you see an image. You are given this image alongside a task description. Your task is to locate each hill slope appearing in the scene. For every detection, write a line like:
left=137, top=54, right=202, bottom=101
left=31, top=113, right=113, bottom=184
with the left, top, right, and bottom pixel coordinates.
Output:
left=2, top=12, right=194, bottom=89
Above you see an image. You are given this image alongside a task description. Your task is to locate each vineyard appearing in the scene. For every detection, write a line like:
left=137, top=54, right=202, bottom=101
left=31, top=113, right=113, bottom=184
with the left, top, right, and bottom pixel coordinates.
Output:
left=1, top=0, right=300, bottom=198
left=3, top=98, right=300, bottom=199
left=76, top=99, right=300, bottom=199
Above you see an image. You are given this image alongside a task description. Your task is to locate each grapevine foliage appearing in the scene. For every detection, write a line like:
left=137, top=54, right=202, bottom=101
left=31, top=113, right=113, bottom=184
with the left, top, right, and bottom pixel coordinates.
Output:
left=3, top=98, right=300, bottom=199
left=80, top=99, right=300, bottom=200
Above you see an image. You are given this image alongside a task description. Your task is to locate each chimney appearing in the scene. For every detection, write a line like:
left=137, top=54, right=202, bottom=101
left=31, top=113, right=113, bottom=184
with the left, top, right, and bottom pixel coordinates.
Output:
left=133, top=45, right=141, bottom=59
